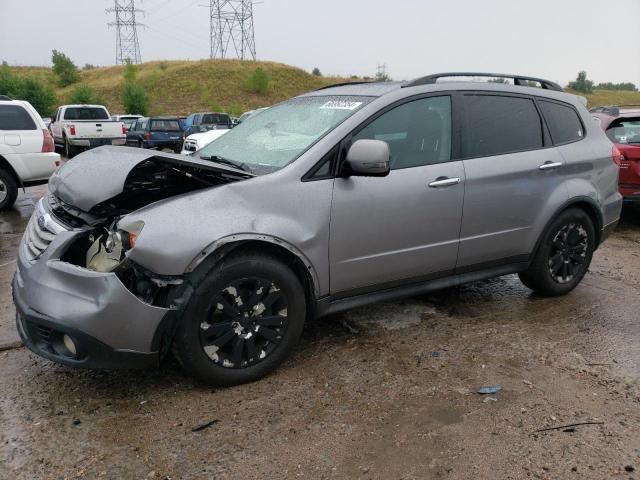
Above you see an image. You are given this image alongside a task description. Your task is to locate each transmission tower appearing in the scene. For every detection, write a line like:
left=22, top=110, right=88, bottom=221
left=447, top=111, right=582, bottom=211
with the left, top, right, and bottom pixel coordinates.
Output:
left=107, top=0, right=144, bottom=64
left=209, top=1, right=256, bottom=60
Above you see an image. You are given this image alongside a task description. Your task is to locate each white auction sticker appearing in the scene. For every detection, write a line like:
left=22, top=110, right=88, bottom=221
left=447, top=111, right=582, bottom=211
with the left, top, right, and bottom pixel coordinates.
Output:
left=320, top=101, right=363, bottom=110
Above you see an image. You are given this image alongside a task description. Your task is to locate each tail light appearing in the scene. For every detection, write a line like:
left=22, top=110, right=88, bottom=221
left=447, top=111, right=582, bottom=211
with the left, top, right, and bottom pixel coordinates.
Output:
left=69, top=124, right=76, bottom=136
left=612, top=145, right=624, bottom=166
left=144, top=131, right=151, bottom=140
left=41, top=129, right=55, bottom=153
left=122, top=124, right=127, bottom=135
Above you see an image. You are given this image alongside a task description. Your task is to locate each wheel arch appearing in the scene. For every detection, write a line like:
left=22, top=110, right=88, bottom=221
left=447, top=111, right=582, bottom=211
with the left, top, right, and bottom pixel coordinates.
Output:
left=0, top=154, right=22, bottom=187
left=187, top=234, right=320, bottom=307
left=531, top=196, right=604, bottom=263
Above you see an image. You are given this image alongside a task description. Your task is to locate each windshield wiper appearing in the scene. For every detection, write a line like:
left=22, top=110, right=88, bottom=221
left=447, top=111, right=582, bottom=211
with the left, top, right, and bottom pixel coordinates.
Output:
left=200, top=155, right=251, bottom=173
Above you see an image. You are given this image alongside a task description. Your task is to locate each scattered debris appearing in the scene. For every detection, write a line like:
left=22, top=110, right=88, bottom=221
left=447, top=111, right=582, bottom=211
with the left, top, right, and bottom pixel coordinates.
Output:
left=338, top=317, right=360, bottom=335
left=456, top=387, right=472, bottom=396
left=478, top=385, right=501, bottom=394
left=625, top=466, right=635, bottom=473
left=523, top=380, right=532, bottom=386
left=431, top=351, right=441, bottom=358
left=563, top=428, right=575, bottom=433
left=532, top=421, right=604, bottom=433
left=585, top=363, right=612, bottom=366
left=483, top=397, right=498, bottom=403
left=0, top=341, right=23, bottom=353
left=191, top=419, right=219, bottom=432
left=72, top=419, right=81, bottom=426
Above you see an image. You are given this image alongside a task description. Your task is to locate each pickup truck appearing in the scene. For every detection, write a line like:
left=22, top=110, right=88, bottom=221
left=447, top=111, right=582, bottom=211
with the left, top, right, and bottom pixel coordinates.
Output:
left=50, top=104, right=126, bottom=158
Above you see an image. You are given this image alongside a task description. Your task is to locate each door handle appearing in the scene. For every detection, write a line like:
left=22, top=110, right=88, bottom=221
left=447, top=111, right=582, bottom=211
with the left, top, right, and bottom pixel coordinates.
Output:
left=428, top=176, right=460, bottom=188
left=539, top=161, right=563, bottom=171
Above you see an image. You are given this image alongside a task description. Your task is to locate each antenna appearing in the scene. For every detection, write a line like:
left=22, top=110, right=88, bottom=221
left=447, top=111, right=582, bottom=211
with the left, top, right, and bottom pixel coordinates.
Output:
left=208, top=1, right=256, bottom=60
left=107, top=0, right=144, bottom=64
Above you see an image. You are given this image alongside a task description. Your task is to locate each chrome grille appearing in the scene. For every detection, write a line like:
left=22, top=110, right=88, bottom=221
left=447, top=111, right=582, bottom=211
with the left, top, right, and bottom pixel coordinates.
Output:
left=22, top=199, right=67, bottom=261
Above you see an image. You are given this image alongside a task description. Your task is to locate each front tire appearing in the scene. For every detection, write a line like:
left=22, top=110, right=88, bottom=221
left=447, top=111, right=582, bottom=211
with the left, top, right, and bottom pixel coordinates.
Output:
left=0, top=168, right=18, bottom=210
left=519, top=208, right=595, bottom=296
left=173, top=252, right=306, bottom=386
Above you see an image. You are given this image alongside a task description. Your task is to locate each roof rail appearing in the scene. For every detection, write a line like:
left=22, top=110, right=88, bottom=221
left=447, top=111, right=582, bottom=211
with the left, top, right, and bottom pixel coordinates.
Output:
left=0, top=95, right=12, bottom=101
left=315, top=81, right=373, bottom=91
left=403, top=72, right=563, bottom=92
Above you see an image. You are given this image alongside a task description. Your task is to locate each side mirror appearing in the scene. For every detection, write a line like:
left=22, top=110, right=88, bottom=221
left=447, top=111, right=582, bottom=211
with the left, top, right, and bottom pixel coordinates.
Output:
left=343, top=139, right=390, bottom=177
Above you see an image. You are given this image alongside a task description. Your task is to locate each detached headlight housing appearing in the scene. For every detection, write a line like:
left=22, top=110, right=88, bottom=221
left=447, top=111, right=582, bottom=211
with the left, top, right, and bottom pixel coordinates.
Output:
left=86, top=221, right=144, bottom=272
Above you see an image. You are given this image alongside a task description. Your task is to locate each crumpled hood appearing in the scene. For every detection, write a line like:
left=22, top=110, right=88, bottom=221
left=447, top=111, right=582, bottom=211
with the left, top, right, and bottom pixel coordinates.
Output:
left=49, top=145, right=249, bottom=212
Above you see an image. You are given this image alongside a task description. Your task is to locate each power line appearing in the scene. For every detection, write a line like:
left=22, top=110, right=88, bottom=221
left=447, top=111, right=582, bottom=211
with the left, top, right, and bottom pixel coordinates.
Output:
left=107, top=0, right=144, bottom=64
left=208, top=1, right=256, bottom=60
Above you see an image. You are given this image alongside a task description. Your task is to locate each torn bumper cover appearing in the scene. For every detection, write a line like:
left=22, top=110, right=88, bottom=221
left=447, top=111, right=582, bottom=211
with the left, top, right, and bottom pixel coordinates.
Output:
left=12, top=225, right=171, bottom=369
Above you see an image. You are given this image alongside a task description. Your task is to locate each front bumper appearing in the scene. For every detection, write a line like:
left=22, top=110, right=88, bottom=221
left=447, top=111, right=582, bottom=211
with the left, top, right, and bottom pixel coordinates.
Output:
left=12, top=205, right=171, bottom=369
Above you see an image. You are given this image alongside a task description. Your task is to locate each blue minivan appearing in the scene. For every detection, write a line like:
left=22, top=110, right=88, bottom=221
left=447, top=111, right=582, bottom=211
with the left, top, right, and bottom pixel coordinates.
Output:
left=126, top=117, right=185, bottom=152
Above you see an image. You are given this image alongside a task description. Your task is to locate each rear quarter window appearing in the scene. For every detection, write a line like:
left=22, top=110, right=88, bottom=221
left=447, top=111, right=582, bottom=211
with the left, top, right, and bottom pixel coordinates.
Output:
left=539, top=100, right=584, bottom=144
left=0, top=105, right=37, bottom=130
left=462, top=94, right=543, bottom=158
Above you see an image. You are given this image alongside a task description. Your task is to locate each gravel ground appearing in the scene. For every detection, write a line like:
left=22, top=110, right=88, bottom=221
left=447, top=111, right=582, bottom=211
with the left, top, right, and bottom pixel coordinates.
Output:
left=0, top=187, right=638, bottom=480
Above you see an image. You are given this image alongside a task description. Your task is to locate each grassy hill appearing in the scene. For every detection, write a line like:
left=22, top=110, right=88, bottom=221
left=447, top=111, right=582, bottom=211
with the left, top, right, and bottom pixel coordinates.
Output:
left=9, top=60, right=352, bottom=116
left=9, top=60, right=640, bottom=116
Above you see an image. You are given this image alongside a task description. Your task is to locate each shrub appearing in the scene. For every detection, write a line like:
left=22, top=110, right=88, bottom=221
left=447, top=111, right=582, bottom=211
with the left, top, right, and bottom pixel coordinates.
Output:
left=0, top=65, right=56, bottom=116
left=123, top=59, right=137, bottom=83
left=83, top=64, right=96, bottom=71
left=122, top=82, right=149, bottom=115
left=312, top=67, right=322, bottom=76
left=51, top=50, right=79, bottom=87
left=68, top=83, right=104, bottom=105
left=243, top=67, right=271, bottom=95
left=568, top=71, right=594, bottom=94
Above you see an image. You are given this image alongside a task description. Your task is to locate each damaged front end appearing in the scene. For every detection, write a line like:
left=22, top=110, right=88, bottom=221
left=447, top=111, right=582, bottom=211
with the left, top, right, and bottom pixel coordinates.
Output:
left=48, top=146, right=253, bottom=304
left=13, top=147, right=253, bottom=367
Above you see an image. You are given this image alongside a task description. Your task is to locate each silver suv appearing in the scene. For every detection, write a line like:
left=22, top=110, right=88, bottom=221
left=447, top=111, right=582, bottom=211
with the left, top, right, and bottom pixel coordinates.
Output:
left=13, top=73, right=622, bottom=385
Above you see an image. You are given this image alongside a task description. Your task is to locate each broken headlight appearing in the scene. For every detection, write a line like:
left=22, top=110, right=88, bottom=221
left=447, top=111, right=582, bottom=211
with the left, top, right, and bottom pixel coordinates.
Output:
left=86, top=221, right=144, bottom=273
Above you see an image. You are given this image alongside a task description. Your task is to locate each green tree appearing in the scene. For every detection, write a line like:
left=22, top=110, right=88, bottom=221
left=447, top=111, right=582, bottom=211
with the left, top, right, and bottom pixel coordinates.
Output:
left=82, top=64, right=96, bottom=71
left=568, top=71, right=594, bottom=94
left=122, top=82, right=149, bottom=115
left=17, top=79, right=57, bottom=116
left=0, top=62, right=20, bottom=97
left=312, top=67, right=322, bottom=76
left=120, top=59, right=149, bottom=115
left=68, top=83, right=104, bottom=105
left=243, top=67, right=271, bottom=95
left=51, top=50, right=79, bottom=87
left=595, top=82, right=637, bottom=92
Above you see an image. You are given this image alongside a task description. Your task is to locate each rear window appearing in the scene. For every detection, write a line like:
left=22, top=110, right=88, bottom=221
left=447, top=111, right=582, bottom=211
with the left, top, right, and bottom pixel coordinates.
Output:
left=0, top=104, right=37, bottom=130
left=463, top=95, right=543, bottom=158
left=539, top=100, right=584, bottom=144
left=605, top=117, right=640, bottom=144
left=150, top=120, right=181, bottom=131
left=64, top=107, right=110, bottom=121
left=201, top=113, right=230, bottom=125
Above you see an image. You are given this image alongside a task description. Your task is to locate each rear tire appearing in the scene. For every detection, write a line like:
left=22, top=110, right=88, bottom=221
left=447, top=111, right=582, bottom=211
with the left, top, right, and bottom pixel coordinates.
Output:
left=173, top=252, right=306, bottom=386
left=519, top=208, right=595, bottom=296
left=0, top=168, right=18, bottom=210
left=64, top=136, right=77, bottom=159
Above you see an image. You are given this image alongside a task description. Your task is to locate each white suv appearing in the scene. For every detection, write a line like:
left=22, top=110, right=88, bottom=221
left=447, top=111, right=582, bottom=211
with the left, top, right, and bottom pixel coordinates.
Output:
left=0, top=97, right=60, bottom=209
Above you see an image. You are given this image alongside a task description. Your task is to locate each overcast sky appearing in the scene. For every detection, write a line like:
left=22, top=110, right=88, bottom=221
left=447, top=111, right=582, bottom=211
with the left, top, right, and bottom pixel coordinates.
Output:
left=1, top=0, right=639, bottom=86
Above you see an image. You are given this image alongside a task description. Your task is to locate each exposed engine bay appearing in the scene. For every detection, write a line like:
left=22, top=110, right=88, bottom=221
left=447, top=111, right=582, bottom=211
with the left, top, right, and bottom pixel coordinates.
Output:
left=50, top=149, right=252, bottom=306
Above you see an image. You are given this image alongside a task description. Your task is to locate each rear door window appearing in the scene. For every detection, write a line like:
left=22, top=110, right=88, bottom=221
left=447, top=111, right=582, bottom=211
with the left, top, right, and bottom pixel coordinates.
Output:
left=462, top=94, right=543, bottom=158
left=539, top=100, right=584, bottom=144
left=0, top=105, right=37, bottom=130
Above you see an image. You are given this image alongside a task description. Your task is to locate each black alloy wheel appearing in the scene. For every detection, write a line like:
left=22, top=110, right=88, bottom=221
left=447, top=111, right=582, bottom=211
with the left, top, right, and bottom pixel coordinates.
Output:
left=199, top=277, right=289, bottom=369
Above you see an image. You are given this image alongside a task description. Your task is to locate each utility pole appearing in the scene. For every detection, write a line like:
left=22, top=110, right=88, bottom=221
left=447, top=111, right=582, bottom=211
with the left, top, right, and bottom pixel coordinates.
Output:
left=208, top=0, right=256, bottom=60
left=107, top=0, right=144, bottom=64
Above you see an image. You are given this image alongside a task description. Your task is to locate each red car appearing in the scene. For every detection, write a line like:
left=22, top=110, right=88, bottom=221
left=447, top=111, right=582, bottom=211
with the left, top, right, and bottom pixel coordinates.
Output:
left=592, top=105, right=640, bottom=202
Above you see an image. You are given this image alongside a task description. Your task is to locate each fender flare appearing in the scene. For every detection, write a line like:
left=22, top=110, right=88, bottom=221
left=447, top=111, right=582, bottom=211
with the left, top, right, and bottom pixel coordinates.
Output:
left=185, top=233, right=321, bottom=297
